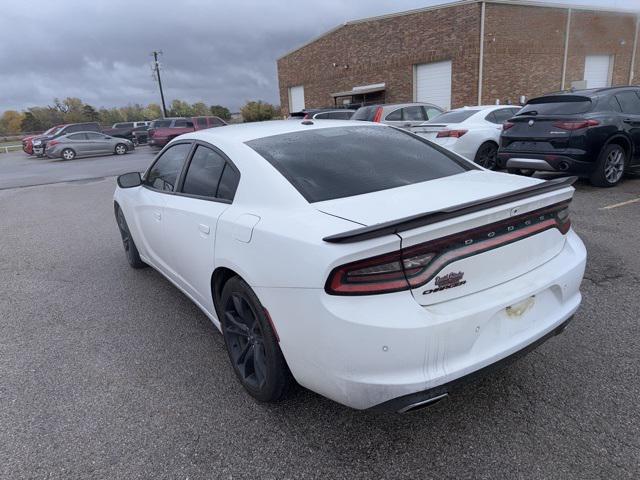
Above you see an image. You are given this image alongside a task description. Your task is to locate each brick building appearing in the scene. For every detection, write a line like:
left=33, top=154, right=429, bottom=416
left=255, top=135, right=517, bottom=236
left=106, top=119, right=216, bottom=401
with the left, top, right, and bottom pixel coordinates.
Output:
left=277, top=0, right=640, bottom=115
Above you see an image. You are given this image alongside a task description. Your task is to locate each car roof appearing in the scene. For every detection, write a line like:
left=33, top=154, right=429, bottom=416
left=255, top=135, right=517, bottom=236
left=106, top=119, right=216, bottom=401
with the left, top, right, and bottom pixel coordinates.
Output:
left=181, top=119, right=386, bottom=144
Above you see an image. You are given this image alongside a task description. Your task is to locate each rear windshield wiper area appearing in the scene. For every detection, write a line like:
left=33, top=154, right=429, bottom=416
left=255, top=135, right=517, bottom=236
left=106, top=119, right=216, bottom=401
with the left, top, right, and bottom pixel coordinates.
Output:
left=517, top=110, right=537, bottom=116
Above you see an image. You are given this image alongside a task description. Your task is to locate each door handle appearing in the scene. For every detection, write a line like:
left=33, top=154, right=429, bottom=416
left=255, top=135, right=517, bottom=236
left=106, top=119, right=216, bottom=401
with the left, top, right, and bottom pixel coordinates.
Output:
left=198, top=224, right=210, bottom=235
left=153, top=211, right=161, bottom=221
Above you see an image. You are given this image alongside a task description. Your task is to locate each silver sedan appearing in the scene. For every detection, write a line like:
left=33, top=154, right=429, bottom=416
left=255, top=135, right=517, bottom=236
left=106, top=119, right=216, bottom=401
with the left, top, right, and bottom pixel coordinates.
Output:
left=45, top=132, right=134, bottom=160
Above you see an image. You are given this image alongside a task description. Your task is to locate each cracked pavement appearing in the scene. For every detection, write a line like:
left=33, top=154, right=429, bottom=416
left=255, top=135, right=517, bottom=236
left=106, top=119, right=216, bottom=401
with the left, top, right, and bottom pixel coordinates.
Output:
left=0, top=154, right=639, bottom=479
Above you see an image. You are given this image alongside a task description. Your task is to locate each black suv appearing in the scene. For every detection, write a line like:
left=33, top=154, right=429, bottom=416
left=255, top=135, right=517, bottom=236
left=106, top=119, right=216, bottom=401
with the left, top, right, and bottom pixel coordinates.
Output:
left=32, top=122, right=101, bottom=157
left=498, top=86, right=640, bottom=187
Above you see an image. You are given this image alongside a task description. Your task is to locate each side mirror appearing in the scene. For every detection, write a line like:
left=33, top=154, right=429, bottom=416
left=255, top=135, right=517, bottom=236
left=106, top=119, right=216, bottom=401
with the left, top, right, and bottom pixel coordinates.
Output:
left=117, top=172, right=142, bottom=188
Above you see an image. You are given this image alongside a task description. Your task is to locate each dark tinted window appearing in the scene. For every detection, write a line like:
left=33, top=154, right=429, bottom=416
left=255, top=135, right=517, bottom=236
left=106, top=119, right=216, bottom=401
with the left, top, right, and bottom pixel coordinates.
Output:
left=196, top=117, right=208, bottom=127
left=315, top=111, right=353, bottom=120
left=615, top=91, right=640, bottom=114
left=144, top=143, right=191, bottom=192
left=116, top=122, right=134, bottom=128
left=518, top=97, right=592, bottom=115
left=181, top=146, right=226, bottom=198
left=86, top=132, right=106, bottom=140
left=352, top=106, right=379, bottom=121
left=428, top=110, right=478, bottom=123
left=403, top=106, right=426, bottom=121
left=216, top=164, right=240, bottom=201
left=151, top=120, right=172, bottom=128
left=247, top=126, right=468, bottom=203
left=385, top=109, right=402, bottom=121
left=67, top=133, right=86, bottom=140
left=209, top=117, right=226, bottom=126
left=487, top=108, right=515, bottom=124
left=174, top=119, right=188, bottom=127
left=606, top=96, right=622, bottom=112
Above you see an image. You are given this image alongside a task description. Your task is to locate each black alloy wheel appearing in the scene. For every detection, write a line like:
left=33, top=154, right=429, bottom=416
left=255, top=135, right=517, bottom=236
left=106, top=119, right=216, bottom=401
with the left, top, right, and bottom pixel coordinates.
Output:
left=220, top=277, right=293, bottom=402
left=474, top=142, right=498, bottom=170
left=115, top=206, right=146, bottom=268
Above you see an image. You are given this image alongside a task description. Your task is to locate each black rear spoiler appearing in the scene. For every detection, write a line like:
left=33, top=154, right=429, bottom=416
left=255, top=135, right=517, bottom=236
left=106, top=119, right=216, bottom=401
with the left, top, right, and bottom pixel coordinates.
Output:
left=322, top=176, right=578, bottom=244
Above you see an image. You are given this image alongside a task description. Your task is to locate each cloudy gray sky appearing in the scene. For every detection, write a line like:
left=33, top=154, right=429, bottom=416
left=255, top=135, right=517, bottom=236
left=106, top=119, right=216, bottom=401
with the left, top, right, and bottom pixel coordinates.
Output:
left=0, top=0, right=635, bottom=113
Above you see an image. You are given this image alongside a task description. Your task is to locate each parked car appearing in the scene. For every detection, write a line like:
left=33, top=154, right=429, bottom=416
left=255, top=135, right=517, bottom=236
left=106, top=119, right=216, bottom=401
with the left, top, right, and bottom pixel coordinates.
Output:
left=114, top=120, right=585, bottom=412
left=147, top=116, right=227, bottom=148
left=415, top=105, right=521, bottom=169
left=352, top=102, right=444, bottom=129
left=103, top=121, right=150, bottom=144
left=45, top=131, right=133, bottom=160
left=22, top=125, right=63, bottom=155
left=498, top=86, right=640, bottom=186
left=31, top=122, right=102, bottom=157
left=289, top=108, right=356, bottom=120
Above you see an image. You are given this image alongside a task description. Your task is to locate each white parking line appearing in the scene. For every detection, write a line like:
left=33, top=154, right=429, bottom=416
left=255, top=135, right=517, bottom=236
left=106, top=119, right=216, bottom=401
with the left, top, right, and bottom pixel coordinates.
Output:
left=600, top=198, right=640, bottom=210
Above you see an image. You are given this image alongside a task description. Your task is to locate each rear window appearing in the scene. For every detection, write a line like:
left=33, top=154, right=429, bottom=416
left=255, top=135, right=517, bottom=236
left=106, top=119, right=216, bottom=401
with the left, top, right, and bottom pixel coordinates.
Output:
left=246, top=126, right=469, bottom=203
left=151, top=120, right=172, bottom=128
left=518, top=96, right=592, bottom=115
left=428, top=110, right=478, bottom=123
left=352, top=106, right=379, bottom=121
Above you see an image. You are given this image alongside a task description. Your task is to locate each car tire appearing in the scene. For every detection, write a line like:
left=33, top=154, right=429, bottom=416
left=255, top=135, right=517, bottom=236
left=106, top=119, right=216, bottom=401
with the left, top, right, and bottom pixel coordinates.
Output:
left=115, top=206, right=146, bottom=269
left=474, top=141, right=499, bottom=170
left=220, top=276, right=294, bottom=403
left=114, top=143, right=128, bottom=155
left=590, top=143, right=626, bottom=187
left=61, top=148, right=76, bottom=161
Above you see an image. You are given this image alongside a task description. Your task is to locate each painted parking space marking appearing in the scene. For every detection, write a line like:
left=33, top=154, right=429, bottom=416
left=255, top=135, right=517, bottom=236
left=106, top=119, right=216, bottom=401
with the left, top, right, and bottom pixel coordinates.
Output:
left=600, top=197, right=640, bottom=210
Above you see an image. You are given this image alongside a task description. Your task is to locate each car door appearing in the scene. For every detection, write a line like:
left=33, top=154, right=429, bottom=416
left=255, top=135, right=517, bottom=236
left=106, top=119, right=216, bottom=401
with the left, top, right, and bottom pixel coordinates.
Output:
left=64, top=133, right=90, bottom=156
left=615, top=90, right=640, bottom=163
left=162, top=143, right=240, bottom=312
left=84, top=132, right=111, bottom=154
left=134, top=142, right=193, bottom=273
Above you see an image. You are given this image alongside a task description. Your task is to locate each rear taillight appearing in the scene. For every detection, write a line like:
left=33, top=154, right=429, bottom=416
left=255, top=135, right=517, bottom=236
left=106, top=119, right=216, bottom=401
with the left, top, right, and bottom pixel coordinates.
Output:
left=436, top=129, right=467, bottom=138
left=503, top=122, right=515, bottom=131
left=552, top=119, right=599, bottom=130
left=325, top=202, right=571, bottom=296
left=372, top=107, right=383, bottom=123
left=303, top=113, right=310, bottom=120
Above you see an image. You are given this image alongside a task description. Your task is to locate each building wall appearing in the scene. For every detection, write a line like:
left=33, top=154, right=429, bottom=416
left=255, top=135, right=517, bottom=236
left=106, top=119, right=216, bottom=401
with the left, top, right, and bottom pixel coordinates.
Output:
left=482, top=3, right=568, bottom=105
left=565, top=10, right=637, bottom=88
left=277, top=2, right=481, bottom=115
left=277, top=1, right=639, bottom=114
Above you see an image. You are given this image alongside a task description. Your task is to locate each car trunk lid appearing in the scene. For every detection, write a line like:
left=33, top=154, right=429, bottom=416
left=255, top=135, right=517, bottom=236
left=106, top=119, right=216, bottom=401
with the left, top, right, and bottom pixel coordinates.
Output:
left=317, top=171, right=574, bottom=305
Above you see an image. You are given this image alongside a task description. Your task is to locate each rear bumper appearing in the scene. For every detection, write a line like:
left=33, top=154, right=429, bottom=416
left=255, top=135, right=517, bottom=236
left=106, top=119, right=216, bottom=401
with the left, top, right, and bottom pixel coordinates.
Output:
left=497, top=151, right=595, bottom=175
left=256, top=230, right=587, bottom=410
left=148, top=137, right=169, bottom=147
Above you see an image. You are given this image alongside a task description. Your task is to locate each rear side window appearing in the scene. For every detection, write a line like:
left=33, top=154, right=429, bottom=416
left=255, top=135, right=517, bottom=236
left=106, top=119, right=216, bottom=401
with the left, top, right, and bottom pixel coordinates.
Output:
left=247, top=126, right=469, bottom=203
left=385, top=109, right=402, bottom=121
left=352, top=106, right=379, bottom=121
left=487, top=108, right=515, bottom=124
left=606, top=96, right=622, bottom=112
left=86, top=132, right=106, bottom=140
left=151, top=120, right=172, bottom=128
left=402, top=106, right=426, bottom=121
left=615, top=91, right=640, bottom=114
left=196, top=117, right=208, bottom=127
left=181, top=146, right=226, bottom=198
left=429, top=110, right=478, bottom=124
left=216, top=165, right=240, bottom=201
left=425, top=107, right=442, bottom=120
left=174, top=119, right=187, bottom=127
left=144, top=143, right=192, bottom=192
left=209, top=117, right=226, bottom=127
left=519, top=96, right=592, bottom=115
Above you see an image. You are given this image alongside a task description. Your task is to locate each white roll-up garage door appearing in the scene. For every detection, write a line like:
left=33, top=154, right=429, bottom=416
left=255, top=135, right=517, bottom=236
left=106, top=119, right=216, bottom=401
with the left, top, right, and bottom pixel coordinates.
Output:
left=415, top=60, right=452, bottom=110
left=584, top=55, right=612, bottom=88
left=289, top=85, right=305, bottom=113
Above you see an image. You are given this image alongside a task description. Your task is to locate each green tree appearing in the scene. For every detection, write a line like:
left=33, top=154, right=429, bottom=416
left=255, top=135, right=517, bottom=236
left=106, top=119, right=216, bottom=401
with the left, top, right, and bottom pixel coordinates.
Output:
left=209, top=105, right=231, bottom=120
left=99, top=108, right=125, bottom=126
left=142, top=103, right=163, bottom=120
left=21, top=112, right=44, bottom=132
left=168, top=100, right=193, bottom=117
left=191, top=102, right=209, bottom=116
left=82, top=104, right=100, bottom=122
left=240, top=101, right=279, bottom=122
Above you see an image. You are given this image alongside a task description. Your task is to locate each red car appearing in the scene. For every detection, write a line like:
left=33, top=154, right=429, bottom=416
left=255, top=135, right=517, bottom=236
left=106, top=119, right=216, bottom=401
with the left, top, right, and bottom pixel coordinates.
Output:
left=147, top=116, right=226, bottom=148
left=22, top=125, right=63, bottom=154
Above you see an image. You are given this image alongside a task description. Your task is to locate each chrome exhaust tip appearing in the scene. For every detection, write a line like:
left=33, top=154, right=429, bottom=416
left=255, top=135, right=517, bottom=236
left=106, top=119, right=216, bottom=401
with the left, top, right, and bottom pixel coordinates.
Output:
left=397, top=393, right=449, bottom=413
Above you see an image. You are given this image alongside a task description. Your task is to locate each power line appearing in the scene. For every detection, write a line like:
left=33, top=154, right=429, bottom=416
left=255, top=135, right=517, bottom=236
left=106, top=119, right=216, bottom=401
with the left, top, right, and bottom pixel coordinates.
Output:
left=151, top=50, right=168, bottom=118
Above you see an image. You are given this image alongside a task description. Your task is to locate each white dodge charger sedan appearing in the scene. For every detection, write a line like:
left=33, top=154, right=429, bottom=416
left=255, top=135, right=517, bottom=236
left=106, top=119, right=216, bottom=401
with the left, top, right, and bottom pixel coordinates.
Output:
left=414, top=105, right=522, bottom=169
left=113, top=120, right=586, bottom=413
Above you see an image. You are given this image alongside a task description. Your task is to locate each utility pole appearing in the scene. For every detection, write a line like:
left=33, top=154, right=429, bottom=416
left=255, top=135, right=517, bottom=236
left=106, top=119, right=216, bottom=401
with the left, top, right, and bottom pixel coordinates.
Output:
left=152, top=50, right=168, bottom=118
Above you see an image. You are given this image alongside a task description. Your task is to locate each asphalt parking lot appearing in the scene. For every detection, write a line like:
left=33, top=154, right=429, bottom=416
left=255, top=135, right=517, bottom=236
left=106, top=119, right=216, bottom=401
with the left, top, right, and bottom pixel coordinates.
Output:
left=1, top=151, right=639, bottom=479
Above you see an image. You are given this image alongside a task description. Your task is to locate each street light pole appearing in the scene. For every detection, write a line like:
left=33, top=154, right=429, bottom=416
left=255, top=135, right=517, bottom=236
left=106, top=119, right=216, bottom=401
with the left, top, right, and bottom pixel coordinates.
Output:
left=152, top=50, right=168, bottom=118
